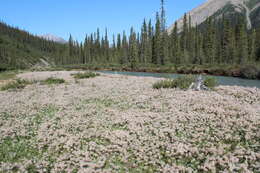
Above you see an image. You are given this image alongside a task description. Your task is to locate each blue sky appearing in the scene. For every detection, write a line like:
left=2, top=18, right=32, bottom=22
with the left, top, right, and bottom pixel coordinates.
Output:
left=0, top=0, right=206, bottom=42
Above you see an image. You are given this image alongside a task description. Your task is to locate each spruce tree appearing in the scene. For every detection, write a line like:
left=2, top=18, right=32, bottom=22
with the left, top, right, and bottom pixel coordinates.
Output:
left=188, top=15, right=195, bottom=64
left=180, top=13, right=189, bottom=63
left=159, top=0, right=168, bottom=65
left=171, top=22, right=180, bottom=64
left=129, top=27, right=138, bottom=69
left=83, top=34, right=89, bottom=64
left=147, top=19, right=153, bottom=63
left=237, top=17, right=248, bottom=64
left=122, top=31, right=128, bottom=63
left=68, top=34, right=74, bottom=58
left=141, top=19, right=148, bottom=63
left=222, top=16, right=235, bottom=64
left=112, top=34, right=116, bottom=63
left=117, top=33, right=123, bottom=64
left=90, top=34, right=94, bottom=63
left=104, top=28, right=110, bottom=62
left=152, top=12, right=161, bottom=65
left=160, top=0, right=166, bottom=32
left=248, top=29, right=256, bottom=62
left=256, top=28, right=260, bottom=61
left=181, top=13, right=188, bottom=51
left=204, top=17, right=216, bottom=64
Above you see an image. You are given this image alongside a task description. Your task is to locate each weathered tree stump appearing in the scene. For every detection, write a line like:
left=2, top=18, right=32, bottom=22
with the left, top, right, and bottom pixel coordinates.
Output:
left=189, top=75, right=209, bottom=91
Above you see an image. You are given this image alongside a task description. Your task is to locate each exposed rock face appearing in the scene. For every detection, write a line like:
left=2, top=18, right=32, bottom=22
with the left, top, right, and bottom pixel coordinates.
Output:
left=168, top=0, right=260, bottom=32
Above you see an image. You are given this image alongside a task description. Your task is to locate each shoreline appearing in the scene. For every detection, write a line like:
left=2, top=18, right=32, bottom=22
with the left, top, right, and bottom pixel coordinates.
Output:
left=2, top=63, right=260, bottom=80
left=51, top=64, right=260, bottom=80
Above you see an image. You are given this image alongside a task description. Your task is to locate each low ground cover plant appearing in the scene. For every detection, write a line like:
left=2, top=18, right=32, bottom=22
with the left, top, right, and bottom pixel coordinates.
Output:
left=0, top=72, right=259, bottom=172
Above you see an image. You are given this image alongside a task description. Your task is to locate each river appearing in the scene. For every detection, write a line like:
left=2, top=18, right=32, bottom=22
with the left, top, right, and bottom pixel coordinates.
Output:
left=98, top=71, right=260, bottom=88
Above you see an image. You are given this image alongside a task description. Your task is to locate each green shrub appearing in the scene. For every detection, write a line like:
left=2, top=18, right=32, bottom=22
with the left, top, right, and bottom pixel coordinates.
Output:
left=41, top=77, right=65, bottom=85
left=204, top=77, right=218, bottom=89
left=152, top=79, right=175, bottom=89
left=153, top=75, right=218, bottom=90
left=72, top=72, right=100, bottom=79
left=153, top=75, right=195, bottom=90
left=240, top=65, right=259, bottom=79
left=1, top=79, right=32, bottom=91
left=173, top=75, right=195, bottom=89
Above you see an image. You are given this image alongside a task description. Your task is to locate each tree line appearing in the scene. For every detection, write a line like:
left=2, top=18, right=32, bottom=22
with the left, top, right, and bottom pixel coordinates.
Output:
left=0, top=0, right=260, bottom=71
left=65, top=0, right=260, bottom=68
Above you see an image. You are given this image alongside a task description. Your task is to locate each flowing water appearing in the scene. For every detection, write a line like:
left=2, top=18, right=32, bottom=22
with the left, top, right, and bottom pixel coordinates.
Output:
left=98, top=71, right=260, bottom=88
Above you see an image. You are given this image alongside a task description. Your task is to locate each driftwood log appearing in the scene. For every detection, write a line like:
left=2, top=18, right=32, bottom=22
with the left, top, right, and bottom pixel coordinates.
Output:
left=189, top=75, right=209, bottom=91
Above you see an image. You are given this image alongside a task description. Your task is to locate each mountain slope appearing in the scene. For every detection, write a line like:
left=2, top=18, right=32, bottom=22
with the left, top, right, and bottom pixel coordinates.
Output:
left=168, top=0, right=260, bottom=32
left=0, top=22, right=67, bottom=70
left=41, top=34, right=67, bottom=44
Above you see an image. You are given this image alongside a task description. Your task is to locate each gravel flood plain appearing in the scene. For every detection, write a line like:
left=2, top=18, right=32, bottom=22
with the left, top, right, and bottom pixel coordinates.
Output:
left=0, top=71, right=260, bottom=172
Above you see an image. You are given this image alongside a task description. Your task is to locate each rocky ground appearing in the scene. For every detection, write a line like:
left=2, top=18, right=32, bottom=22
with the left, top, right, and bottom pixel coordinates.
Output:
left=0, top=71, right=259, bottom=172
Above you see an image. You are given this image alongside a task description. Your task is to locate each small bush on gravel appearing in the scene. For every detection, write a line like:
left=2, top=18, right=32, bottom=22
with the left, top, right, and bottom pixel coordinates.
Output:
left=204, top=77, right=218, bottom=89
left=174, top=75, right=195, bottom=89
left=1, top=79, right=32, bottom=91
left=152, top=79, right=175, bottom=89
left=41, top=77, right=65, bottom=85
left=72, top=72, right=100, bottom=79
left=153, top=75, right=195, bottom=90
left=153, top=75, right=218, bottom=90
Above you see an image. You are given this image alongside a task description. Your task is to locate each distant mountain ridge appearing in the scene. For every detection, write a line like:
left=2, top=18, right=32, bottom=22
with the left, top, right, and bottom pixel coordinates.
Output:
left=168, top=0, right=260, bottom=32
left=40, top=34, right=67, bottom=44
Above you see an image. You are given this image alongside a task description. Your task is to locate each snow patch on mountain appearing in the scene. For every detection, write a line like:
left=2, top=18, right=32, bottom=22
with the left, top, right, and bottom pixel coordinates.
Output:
left=40, top=34, right=67, bottom=44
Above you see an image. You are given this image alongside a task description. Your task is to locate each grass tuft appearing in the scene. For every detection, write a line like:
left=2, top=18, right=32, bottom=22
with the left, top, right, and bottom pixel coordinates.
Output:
left=41, top=77, right=65, bottom=85
left=72, top=72, right=100, bottom=79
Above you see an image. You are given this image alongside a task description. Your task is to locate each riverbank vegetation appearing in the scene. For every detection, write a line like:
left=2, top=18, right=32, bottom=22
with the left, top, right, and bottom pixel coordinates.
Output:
left=153, top=75, right=217, bottom=89
left=44, top=63, right=259, bottom=80
left=0, top=79, right=32, bottom=91
left=0, top=71, right=19, bottom=80
left=1, top=76, right=66, bottom=91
